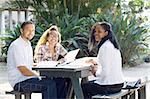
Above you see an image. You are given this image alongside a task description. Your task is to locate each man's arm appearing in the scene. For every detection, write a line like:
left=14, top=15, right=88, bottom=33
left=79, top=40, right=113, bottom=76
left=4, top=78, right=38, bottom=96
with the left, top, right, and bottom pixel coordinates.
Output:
left=17, top=66, right=38, bottom=76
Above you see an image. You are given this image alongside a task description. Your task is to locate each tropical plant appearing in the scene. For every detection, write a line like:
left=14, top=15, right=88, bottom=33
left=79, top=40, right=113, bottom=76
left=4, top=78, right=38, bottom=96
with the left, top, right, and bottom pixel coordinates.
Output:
left=2, top=0, right=149, bottom=66
left=0, top=15, right=91, bottom=58
left=6, top=0, right=118, bottom=22
left=54, top=14, right=101, bottom=57
left=0, top=25, right=21, bottom=57
left=3, top=0, right=119, bottom=58
left=121, top=0, right=150, bottom=14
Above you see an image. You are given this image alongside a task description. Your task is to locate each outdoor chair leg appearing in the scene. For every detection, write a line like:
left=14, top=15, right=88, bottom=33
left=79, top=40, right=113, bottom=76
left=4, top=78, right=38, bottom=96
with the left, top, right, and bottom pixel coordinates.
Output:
left=24, top=93, right=31, bottom=99
left=15, top=94, right=22, bottom=99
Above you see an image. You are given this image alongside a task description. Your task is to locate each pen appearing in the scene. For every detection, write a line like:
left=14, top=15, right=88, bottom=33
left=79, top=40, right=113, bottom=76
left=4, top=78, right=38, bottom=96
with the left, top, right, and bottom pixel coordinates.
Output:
left=56, top=62, right=61, bottom=67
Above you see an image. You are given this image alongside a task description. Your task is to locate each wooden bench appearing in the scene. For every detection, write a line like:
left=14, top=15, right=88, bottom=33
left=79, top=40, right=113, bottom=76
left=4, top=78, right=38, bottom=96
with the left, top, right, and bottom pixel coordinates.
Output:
left=92, top=77, right=148, bottom=99
left=5, top=90, right=32, bottom=99
left=92, top=89, right=136, bottom=99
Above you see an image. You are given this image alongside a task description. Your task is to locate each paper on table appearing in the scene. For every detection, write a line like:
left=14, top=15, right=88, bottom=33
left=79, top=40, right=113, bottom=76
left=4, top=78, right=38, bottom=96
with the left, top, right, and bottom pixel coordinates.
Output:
left=36, top=57, right=97, bottom=69
left=58, top=57, right=96, bottom=68
left=37, top=61, right=59, bottom=67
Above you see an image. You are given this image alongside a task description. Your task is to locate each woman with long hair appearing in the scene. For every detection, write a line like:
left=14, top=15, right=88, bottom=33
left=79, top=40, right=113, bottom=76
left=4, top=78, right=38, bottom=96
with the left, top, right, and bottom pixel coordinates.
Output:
left=82, top=22, right=124, bottom=99
left=34, top=25, right=66, bottom=63
left=34, top=25, right=69, bottom=98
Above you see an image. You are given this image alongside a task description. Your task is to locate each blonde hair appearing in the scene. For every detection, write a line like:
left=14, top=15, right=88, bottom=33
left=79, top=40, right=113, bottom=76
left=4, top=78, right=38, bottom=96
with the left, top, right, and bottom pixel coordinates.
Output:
left=34, top=25, right=61, bottom=56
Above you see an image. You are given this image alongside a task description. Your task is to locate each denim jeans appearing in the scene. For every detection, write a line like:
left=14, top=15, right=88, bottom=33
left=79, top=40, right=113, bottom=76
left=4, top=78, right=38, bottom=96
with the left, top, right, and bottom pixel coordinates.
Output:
left=14, top=77, right=57, bottom=99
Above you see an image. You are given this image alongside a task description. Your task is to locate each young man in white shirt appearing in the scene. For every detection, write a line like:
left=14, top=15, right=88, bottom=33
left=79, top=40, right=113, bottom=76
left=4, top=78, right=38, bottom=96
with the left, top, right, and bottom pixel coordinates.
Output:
left=7, top=21, right=57, bottom=99
left=82, top=22, right=124, bottom=99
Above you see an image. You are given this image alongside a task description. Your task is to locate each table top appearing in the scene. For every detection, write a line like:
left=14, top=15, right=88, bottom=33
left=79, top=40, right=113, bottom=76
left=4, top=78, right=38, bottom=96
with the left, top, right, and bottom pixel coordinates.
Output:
left=32, top=66, right=90, bottom=72
left=32, top=57, right=95, bottom=72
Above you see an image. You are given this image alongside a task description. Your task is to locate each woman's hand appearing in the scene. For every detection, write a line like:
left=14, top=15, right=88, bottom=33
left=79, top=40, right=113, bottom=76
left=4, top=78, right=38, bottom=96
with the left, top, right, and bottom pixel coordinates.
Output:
left=90, top=65, right=98, bottom=76
left=85, top=59, right=98, bottom=65
left=86, top=59, right=98, bottom=76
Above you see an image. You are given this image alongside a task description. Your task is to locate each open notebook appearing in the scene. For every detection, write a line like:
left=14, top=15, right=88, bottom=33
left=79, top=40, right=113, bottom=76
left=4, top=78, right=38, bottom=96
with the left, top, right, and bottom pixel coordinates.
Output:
left=37, top=49, right=80, bottom=67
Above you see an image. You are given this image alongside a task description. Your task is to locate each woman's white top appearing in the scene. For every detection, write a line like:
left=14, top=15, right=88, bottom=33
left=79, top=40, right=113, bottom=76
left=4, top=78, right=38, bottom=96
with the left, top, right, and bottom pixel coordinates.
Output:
left=94, top=40, right=124, bottom=85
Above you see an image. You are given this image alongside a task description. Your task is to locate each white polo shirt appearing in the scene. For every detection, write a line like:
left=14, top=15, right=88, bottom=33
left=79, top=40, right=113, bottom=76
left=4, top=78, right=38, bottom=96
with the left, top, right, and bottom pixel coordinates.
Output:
left=7, top=36, right=36, bottom=88
left=94, top=40, right=124, bottom=85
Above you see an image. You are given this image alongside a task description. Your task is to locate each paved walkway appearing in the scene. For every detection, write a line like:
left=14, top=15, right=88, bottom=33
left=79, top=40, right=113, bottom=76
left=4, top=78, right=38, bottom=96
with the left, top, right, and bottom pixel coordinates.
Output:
left=0, top=62, right=150, bottom=99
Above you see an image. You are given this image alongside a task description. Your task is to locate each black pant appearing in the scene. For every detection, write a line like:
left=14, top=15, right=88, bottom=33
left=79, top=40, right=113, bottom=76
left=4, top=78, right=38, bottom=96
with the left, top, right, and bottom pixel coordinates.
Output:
left=81, top=80, right=124, bottom=99
left=54, top=78, right=69, bottom=99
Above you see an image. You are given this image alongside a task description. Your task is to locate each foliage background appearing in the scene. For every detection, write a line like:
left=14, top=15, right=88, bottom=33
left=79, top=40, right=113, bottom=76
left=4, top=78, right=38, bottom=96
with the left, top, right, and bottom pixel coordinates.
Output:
left=1, top=0, right=150, bottom=66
